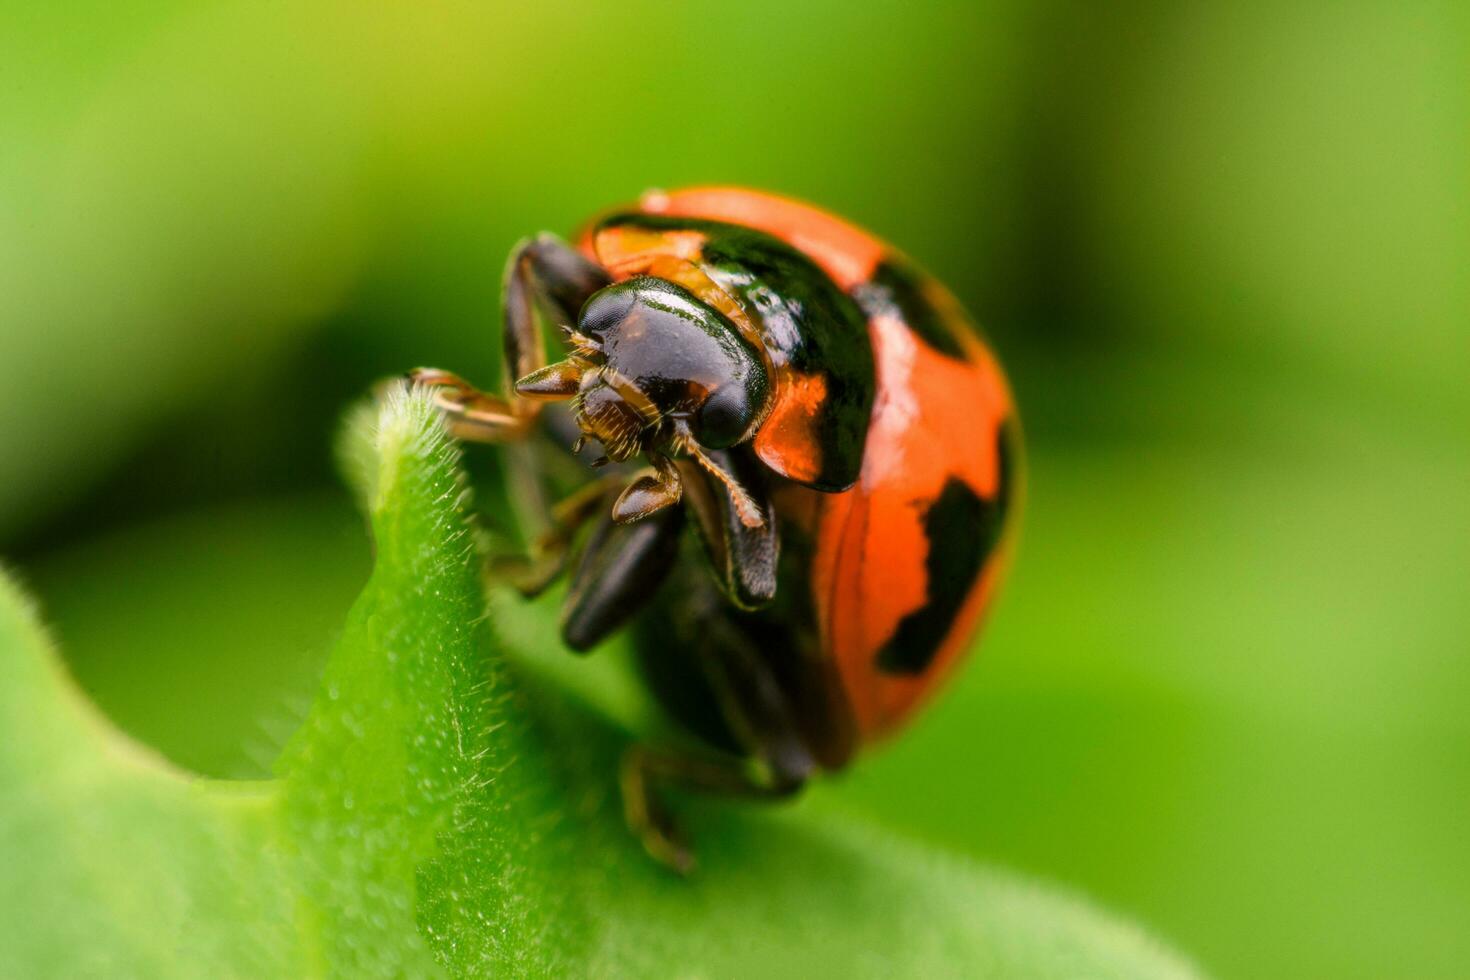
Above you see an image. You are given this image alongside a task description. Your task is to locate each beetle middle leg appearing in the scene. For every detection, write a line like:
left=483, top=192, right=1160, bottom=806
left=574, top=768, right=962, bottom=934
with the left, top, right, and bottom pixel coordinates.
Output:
left=411, top=234, right=611, bottom=443
left=488, top=472, right=623, bottom=597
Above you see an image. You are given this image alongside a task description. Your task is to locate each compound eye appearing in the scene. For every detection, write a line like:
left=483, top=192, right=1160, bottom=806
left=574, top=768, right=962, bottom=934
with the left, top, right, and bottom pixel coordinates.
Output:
left=693, top=383, right=754, bottom=450
left=578, top=283, right=639, bottom=341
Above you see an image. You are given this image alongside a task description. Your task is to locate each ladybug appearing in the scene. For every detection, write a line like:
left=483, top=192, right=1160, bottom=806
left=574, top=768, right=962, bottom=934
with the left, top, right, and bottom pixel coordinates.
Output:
left=411, top=187, right=1020, bottom=871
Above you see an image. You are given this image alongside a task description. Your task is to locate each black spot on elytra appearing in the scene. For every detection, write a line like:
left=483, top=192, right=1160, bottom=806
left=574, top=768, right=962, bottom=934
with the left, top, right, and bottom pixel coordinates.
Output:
left=852, top=257, right=968, bottom=360
left=875, top=424, right=1013, bottom=675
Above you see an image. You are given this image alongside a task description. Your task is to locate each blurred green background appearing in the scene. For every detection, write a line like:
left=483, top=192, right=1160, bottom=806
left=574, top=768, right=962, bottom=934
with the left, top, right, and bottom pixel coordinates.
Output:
left=3, top=2, right=1466, bottom=977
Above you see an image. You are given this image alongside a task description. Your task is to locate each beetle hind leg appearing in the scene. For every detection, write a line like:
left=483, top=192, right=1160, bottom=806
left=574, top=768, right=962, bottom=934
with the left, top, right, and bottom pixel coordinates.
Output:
left=620, top=743, right=805, bottom=874
left=621, top=597, right=818, bottom=873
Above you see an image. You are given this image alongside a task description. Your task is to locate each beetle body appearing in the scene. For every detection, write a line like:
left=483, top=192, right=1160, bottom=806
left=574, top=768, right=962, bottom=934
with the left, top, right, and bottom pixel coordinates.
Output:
left=410, top=187, right=1020, bottom=868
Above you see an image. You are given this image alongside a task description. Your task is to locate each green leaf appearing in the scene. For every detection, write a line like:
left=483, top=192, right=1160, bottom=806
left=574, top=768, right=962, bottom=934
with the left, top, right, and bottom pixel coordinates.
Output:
left=0, top=385, right=1201, bottom=977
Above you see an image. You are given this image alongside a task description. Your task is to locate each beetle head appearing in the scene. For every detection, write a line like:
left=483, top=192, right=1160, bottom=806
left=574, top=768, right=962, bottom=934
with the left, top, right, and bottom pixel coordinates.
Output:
left=514, top=277, right=770, bottom=527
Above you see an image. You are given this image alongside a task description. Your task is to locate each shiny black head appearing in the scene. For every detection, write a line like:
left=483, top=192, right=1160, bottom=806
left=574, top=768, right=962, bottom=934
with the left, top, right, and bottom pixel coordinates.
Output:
left=578, top=277, right=770, bottom=453
left=514, top=275, right=774, bottom=527
left=520, top=276, right=770, bottom=461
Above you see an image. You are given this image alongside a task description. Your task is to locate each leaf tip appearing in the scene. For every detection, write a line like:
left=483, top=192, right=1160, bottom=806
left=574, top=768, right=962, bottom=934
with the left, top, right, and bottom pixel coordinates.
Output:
left=336, top=380, right=461, bottom=517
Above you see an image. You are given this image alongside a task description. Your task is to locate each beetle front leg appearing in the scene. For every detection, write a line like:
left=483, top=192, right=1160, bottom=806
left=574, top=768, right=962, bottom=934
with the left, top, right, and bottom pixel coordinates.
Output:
left=676, top=445, right=779, bottom=609
left=501, top=233, right=612, bottom=419
left=409, top=367, right=530, bottom=442
left=413, top=234, right=611, bottom=443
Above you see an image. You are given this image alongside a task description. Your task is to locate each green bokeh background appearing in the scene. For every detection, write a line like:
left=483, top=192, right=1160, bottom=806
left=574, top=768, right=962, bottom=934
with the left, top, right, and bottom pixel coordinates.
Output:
left=3, top=3, right=1465, bottom=977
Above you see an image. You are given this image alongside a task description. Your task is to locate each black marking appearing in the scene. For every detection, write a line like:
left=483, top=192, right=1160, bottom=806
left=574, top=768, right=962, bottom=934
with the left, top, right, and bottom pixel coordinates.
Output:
left=875, top=425, right=1014, bottom=675
left=852, top=257, right=969, bottom=361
